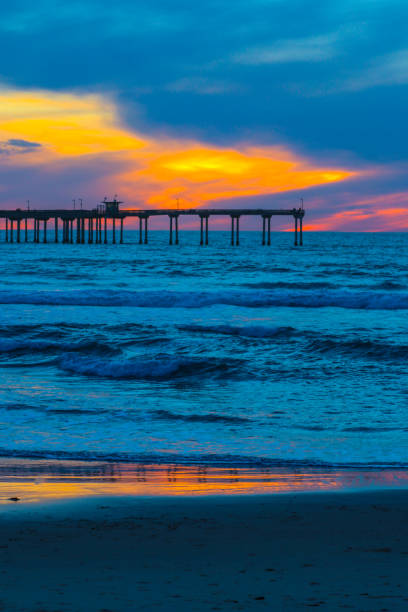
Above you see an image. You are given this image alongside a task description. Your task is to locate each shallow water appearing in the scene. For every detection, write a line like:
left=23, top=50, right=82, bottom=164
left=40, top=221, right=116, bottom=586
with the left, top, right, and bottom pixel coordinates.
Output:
left=2, top=459, right=408, bottom=503
left=1, top=230, right=408, bottom=469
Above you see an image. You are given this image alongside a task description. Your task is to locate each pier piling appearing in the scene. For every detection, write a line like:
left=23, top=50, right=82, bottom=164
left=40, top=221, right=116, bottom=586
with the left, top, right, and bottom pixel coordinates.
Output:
left=144, top=217, right=148, bottom=244
left=138, top=217, right=143, bottom=245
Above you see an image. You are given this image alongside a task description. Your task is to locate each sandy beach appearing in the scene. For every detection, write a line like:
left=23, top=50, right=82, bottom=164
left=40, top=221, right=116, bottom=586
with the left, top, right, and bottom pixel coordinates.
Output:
left=1, top=489, right=407, bottom=611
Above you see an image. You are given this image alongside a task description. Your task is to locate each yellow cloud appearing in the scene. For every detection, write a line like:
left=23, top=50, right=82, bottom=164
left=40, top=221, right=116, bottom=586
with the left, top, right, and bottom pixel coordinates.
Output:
left=0, top=90, right=145, bottom=156
left=0, top=87, right=357, bottom=206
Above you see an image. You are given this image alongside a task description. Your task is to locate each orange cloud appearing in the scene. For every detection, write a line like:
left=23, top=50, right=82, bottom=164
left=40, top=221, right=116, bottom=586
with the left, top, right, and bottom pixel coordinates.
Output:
left=0, top=87, right=357, bottom=207
left=122, top=145, right=355, bottom=207
left=306, top=192, right=408, bottom=231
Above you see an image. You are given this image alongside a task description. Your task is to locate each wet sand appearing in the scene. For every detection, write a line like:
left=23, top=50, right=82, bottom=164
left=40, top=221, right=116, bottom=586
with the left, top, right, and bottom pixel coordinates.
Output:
left=1, top=490, right=408, bottom=611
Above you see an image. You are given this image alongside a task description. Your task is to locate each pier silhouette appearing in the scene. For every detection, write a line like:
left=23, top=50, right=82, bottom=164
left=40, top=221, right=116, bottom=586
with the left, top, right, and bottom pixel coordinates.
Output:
left=0, top=199, right=305, bottom=246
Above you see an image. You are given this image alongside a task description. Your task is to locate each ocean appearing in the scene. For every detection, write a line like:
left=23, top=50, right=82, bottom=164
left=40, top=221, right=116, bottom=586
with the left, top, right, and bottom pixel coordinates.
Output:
left=1, top=229, right=407, bottom=471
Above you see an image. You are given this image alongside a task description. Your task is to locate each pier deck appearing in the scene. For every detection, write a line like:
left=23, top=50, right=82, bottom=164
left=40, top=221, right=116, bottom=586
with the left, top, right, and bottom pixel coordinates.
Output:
left=0, top=204, right=305, bottom=246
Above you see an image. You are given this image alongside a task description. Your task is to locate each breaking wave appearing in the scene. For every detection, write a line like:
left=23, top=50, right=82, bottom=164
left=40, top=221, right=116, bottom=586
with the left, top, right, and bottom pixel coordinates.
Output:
left=178, top=324, right=295, bottom=338
left=0, top=448, right=407, bottom=470
left=0, top=338, right=117, bottom=355
left=1, top=288, right=408, bottom=309
left=306, top=337, right=408, bottom=361
left=151, top=409, right=250, bottom=424
left=58, top=354, right=242, bottom=379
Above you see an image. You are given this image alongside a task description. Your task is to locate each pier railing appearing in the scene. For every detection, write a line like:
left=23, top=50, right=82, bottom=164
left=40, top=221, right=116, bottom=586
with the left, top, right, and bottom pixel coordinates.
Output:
left=0, top=207, right=305, bottom=246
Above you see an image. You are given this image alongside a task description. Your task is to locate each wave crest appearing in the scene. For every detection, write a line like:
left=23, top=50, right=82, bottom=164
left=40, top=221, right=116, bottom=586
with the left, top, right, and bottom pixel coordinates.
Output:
left=0, top=288, right=407, bottom=310
left=58, top=354, right=241, bottom=379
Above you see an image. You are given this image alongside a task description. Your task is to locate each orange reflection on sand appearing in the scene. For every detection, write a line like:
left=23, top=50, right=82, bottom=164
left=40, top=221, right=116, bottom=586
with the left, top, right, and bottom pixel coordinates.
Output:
left=1, top=460, right=408, bottom=504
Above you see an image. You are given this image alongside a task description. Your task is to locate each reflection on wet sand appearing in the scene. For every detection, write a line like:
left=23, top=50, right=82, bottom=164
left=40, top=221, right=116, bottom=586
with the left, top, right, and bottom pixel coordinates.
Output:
left=1, top=459, right=408, bottom=504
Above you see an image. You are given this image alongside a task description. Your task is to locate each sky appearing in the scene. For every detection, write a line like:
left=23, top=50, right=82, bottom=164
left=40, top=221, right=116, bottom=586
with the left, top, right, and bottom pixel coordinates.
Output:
left=0, top=0, right=407, bottom=230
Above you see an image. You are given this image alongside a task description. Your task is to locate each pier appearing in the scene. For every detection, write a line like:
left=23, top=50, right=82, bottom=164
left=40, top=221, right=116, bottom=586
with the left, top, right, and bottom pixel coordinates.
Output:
left=0, top=200, right=305, bottom=246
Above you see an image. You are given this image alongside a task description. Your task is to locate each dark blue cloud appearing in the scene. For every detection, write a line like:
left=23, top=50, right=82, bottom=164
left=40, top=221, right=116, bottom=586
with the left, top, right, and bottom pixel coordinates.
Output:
left=0, top=0, right=407, bottom=165
left=0, top=139, right=42, bottom=155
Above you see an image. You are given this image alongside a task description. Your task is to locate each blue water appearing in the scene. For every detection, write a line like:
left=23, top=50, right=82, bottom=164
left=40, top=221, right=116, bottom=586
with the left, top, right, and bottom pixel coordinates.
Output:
left=1, top=230, right=408, bottom=469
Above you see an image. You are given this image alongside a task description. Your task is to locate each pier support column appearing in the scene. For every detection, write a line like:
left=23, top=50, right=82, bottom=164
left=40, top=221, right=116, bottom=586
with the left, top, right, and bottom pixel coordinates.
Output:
left=169, top=216, right=173, bottom=245
left=76, top=218, right=80, bottom=243
left=200, top=216, right=204, bottom=245
left=43, top=220, right=47, bottom=243
left=120, top=218, right=124, bottom=244
left=139, top=217, right=143, bottom=244
left=70, top=220, right=73, bottom=244
left=10, top=219, right=14, bottom=243
left=112, top=218, right=116, bottom=244
left=98, top=217, right=102, bottom=244
left=299, top=216, right=303, bottom=246
left=55, top=218, right=58, bottom=243
left=267, top=216, right=271, bottom=246
left=17, top=219, right=21, bottom=243
left=175, top=215, right=179, bottom=245
left=294, top=216, right=298, bottom=246
left=88, top=218, right=93, bottom=244
left=231, top=216, right=240, bottom=246
left=5, top=218, right=8, bottom=242
left=262, top=216, right=266, bottom=245
left=25, top=218, right=28, bottom=242
left=205, top=216, right=209, bottom=245
left=81, top=218, right=85, bottom=244
left=104, top=217, right=107, bottom=244
left=144, top=217, right=148, bottom=244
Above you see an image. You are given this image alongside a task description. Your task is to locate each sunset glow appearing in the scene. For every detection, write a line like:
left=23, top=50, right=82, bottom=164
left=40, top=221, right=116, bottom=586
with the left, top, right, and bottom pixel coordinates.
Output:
left=2, top=460, right=407, bottom=504
left=0, top=88, right=356, bottom=211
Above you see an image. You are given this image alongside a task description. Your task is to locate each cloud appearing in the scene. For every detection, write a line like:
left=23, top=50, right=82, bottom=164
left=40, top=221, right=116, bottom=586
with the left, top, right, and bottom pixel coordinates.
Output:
left=342, top=49, right=408, bottom=91
left=305, top=191, right=408, bottom=231
left=232, top=33, right=340, bottom=65
left=0, top=138, right=42, bottom=155
left=165, top=77, right=240, bottom=95
left=0, top=86, right=356, bottom=209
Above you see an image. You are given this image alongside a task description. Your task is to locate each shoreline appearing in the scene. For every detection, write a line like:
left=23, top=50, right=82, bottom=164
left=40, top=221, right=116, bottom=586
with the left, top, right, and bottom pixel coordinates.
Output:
left=1, top=457, right=408, bottom=505
left=1, top=489, right=408, bottom=610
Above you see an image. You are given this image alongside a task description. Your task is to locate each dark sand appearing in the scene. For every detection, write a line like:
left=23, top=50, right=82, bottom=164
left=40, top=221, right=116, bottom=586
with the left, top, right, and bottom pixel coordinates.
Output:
left=1, top=490, right=408, bottom=611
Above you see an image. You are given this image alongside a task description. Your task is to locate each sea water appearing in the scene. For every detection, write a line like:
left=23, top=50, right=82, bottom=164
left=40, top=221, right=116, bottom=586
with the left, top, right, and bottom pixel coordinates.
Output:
left=0, top=230, right=407, bottom=469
